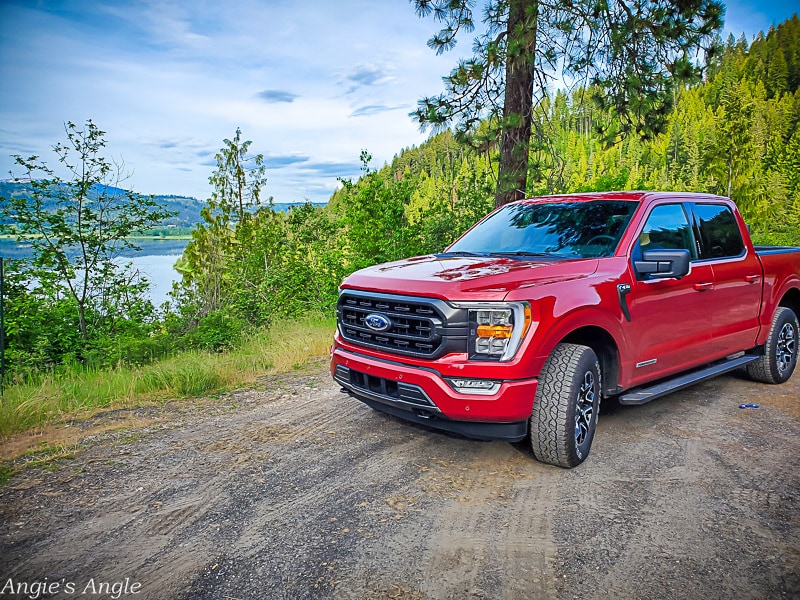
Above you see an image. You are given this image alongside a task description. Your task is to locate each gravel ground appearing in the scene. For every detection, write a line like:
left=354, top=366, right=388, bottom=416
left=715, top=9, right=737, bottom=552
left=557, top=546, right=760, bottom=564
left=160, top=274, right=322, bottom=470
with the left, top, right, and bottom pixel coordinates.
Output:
left=1, top=357, right=798, bottom=599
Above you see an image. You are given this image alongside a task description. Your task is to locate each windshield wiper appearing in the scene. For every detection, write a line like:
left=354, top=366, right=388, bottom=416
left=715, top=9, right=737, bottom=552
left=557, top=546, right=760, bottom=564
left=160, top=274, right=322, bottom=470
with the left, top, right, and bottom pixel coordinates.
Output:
left=437, top=250, right=485, bottom=257
left=489, top=251, right=555, bottom=258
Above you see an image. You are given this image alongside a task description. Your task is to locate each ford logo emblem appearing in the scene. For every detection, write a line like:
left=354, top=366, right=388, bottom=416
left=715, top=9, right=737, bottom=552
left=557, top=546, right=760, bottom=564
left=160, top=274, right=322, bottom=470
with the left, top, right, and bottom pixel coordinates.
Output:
left=364, top=313, right=391, bottom=332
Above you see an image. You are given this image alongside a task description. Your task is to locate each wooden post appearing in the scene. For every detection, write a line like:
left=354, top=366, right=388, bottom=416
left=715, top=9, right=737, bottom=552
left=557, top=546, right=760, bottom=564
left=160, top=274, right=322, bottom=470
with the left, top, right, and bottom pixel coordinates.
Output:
left=1, top=256, right=5, bottom=396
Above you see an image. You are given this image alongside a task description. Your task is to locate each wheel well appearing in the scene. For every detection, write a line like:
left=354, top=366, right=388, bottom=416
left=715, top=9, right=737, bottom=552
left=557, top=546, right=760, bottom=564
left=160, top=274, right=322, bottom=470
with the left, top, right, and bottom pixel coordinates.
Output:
left=561, top=326, right=620, bottom=398
left=779, top=287, right=800, bottom=318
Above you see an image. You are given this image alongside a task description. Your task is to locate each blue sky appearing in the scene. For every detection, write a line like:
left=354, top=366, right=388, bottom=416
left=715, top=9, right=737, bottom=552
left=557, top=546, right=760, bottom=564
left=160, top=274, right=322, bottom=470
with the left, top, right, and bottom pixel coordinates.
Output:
left=1, top=1, right=797, bottom=205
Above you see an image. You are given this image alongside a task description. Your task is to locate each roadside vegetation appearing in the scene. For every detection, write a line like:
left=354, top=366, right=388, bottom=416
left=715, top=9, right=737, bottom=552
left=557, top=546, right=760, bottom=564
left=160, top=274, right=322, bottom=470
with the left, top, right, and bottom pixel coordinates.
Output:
left=0, top=314, right=334, bottom=438
left=0, top=14, right=798, bottom=439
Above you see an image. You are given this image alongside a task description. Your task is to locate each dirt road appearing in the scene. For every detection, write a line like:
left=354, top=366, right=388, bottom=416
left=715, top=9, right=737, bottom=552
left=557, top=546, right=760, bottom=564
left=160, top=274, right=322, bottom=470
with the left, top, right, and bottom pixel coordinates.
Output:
left=1, top=358, right=798, bottom=599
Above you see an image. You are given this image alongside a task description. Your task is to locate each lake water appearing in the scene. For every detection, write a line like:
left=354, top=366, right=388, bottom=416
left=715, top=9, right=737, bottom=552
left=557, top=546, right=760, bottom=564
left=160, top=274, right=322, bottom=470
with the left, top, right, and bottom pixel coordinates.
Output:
left=123, top=252, right=185, bottom=306
left=0, top=238, right=189, bottom=307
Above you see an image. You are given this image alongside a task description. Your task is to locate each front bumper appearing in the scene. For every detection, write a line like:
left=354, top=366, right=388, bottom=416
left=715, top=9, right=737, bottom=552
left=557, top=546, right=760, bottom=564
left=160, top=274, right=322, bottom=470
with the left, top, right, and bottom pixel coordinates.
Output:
left=331, top=345, right=537, bottom=442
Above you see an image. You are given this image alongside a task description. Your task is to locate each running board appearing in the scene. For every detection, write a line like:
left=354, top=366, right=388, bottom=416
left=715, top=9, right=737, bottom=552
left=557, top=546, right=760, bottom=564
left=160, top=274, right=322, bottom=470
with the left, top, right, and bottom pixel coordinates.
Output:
left=618, top=355, right=760, bottom=405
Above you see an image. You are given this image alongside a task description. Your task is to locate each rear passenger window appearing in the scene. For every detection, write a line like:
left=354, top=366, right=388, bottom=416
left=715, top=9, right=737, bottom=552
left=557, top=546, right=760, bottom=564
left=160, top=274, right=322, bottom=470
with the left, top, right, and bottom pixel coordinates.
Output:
left=693, top=204, right=744, bottom=259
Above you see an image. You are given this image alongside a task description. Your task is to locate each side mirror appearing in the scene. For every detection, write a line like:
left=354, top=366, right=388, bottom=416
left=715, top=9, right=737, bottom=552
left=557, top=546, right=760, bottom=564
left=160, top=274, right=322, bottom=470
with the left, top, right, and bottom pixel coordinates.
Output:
left=635, top=249, right=691, bottom=280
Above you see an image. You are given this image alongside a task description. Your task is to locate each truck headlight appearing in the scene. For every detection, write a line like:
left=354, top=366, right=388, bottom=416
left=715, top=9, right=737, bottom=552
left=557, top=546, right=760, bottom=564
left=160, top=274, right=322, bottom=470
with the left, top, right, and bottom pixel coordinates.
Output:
left=451, top=301, right=532, bottom=361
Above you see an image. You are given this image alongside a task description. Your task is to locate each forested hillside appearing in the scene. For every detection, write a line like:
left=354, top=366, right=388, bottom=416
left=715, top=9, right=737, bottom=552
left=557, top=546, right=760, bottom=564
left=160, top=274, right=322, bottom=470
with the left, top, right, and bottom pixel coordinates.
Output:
left=0, top=182, right=203, bottom=229
left=0, top=181, right=320, bottom=233
left=377, top=16, right=800, bottom=246
left=2, top=16, right=798, bottom=381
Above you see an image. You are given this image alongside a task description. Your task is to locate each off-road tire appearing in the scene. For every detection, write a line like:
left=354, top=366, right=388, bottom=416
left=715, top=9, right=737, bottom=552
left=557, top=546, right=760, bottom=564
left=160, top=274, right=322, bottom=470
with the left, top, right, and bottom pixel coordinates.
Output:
left=746, top=306, right=798, bottom=384
left=530, top=343, right=601, bottom=468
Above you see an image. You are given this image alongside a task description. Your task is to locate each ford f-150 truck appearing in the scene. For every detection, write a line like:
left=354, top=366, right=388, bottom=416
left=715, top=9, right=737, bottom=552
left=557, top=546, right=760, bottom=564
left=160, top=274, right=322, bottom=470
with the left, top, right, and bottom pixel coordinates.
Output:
left=330, top=191, right=800, bottom=467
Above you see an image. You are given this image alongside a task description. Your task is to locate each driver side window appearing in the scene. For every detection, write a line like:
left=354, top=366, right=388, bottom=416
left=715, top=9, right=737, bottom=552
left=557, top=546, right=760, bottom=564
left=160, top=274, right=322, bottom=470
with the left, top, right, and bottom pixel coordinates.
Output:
left=637, top=204, right=696, bottom=258
left=632, top=204, right=697, bottom=281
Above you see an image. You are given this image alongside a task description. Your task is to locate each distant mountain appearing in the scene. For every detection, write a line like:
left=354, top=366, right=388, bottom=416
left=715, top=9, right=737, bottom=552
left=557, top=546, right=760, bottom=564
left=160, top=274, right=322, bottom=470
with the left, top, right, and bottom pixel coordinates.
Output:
left=0, top=181, right=205, bottom=228
left=149, top=193, right=206, bottom=226
left=0, top=181, right=324, bottom=229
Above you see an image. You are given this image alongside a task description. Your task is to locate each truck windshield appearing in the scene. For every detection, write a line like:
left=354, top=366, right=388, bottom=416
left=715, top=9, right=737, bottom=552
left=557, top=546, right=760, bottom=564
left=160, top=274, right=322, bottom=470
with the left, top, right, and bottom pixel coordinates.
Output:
left=445, top=200, right=638, bottom=259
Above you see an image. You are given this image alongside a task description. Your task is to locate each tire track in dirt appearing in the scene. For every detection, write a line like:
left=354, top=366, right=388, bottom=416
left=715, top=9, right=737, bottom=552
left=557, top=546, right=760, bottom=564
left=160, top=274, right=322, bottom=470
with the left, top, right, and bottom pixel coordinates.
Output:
left=1, top=364, right=798, bottom=599
left=548, top=373, right=800, bottom=600
left=415, top=443, right=560, bottom=600
left=0, top=369, right=369, bottom=596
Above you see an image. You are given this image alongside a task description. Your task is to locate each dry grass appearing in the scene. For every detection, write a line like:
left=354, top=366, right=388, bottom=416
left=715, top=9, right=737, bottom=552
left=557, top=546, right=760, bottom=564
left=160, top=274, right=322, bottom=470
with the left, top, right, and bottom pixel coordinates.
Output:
left=0, top=314, right=336, bottom=440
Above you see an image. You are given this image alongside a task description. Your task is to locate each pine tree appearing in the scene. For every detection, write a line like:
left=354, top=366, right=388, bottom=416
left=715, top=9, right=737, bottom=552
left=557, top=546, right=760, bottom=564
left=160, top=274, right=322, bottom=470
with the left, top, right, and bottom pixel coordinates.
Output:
left=410, top=0, right=723, bottom=207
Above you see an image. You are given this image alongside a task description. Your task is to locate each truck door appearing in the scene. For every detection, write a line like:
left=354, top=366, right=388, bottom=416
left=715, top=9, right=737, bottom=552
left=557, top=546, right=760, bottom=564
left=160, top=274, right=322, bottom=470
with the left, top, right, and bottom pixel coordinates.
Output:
left=626, top=203, right=714, bottom=387
left=691, top=203, right=762, bottom=356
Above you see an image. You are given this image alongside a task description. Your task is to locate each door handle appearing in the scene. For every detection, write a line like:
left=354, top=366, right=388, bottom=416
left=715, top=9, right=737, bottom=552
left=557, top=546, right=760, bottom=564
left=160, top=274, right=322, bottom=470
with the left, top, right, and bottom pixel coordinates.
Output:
left=745, top=274, right=761, bottom=283
left=694, top=282, right=713, bottom=291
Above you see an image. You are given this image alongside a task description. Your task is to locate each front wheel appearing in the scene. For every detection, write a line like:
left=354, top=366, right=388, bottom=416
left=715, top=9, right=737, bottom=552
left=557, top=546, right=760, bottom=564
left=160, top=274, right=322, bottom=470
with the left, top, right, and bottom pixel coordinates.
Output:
left=530, top=343, right=601, bottom=468
left=746, top=307, right=798, bottom=384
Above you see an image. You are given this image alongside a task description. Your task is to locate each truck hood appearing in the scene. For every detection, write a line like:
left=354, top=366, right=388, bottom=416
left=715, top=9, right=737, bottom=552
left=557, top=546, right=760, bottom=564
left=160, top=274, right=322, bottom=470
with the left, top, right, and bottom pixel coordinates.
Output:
left=343, top=254, right=599, bottom=301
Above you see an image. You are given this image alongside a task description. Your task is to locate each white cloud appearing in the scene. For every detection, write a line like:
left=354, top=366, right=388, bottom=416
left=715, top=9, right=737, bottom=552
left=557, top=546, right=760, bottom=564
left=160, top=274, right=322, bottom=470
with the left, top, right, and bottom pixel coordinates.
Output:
left=1, top=0, right=796, bottom=204
left=0, top=0, right=457, bottom=202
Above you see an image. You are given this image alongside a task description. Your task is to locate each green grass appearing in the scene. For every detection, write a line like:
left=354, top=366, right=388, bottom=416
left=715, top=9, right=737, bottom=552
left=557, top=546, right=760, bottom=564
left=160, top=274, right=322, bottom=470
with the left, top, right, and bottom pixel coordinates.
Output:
left=18, top=443, right=79, bottom=470
left=0, top=463, right=13, bottom=485
left=0, top=314, right=336, bottom=439
left=0, top=442, right=80, bottom=482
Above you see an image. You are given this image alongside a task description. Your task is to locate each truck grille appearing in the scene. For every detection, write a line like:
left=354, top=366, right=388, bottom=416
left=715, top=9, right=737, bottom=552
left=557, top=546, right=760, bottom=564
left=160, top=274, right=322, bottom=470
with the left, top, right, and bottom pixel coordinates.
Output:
left=337, top=291, right=467, bottom=359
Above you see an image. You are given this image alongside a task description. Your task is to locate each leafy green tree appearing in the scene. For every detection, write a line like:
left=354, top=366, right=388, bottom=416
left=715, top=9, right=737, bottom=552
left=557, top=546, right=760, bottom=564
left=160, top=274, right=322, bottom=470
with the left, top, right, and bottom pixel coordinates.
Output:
left=334, top=151, right=417, bottom=270
left=0, top=259, right=86, bottom=376
left=411, top=0, right=723, bottom=206
left=177, top=128, right=268, bottom=320
left=0, top=120, right=174, bottom=349
left=260, top=203, right=346, bottom=316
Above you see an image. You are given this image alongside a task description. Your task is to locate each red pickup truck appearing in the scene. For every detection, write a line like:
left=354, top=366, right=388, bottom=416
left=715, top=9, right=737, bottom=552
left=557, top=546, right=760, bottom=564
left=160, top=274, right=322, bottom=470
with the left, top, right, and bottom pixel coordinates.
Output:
left=331, top=192, right=800, bottom=467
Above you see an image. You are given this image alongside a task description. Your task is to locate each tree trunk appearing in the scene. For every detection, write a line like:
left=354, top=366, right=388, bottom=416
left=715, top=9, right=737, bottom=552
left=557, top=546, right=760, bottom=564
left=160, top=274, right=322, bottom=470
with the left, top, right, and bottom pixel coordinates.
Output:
left=495, top=0, right=538, bottom=208
left=78, top=302, right=88, bottom=342
left=727, top=150, right=733, bottom=198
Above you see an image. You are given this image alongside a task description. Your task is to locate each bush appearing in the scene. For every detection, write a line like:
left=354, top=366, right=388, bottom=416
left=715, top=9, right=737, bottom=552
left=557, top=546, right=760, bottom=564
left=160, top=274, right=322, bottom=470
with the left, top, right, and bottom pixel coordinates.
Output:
left=190, top=309, right=246, bottom=351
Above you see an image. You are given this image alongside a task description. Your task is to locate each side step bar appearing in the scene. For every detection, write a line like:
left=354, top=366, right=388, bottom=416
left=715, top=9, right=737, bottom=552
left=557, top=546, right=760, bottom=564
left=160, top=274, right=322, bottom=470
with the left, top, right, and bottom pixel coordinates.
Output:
left=619, top=354, right=760, bottom=405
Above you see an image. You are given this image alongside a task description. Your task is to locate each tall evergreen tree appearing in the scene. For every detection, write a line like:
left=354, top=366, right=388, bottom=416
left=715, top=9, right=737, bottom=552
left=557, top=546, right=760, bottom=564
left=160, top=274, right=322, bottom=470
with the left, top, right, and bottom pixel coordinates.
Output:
left=411, top=0, right=723, bottom=207
left=767, top=50, right=789, bottom=98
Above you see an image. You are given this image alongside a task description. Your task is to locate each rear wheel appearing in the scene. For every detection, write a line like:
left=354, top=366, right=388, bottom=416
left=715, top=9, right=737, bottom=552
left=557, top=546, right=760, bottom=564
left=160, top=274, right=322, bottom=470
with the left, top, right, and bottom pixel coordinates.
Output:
left=530, top=343, right=600, bottom=468
left=746, top=307, right=798, bottom=384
